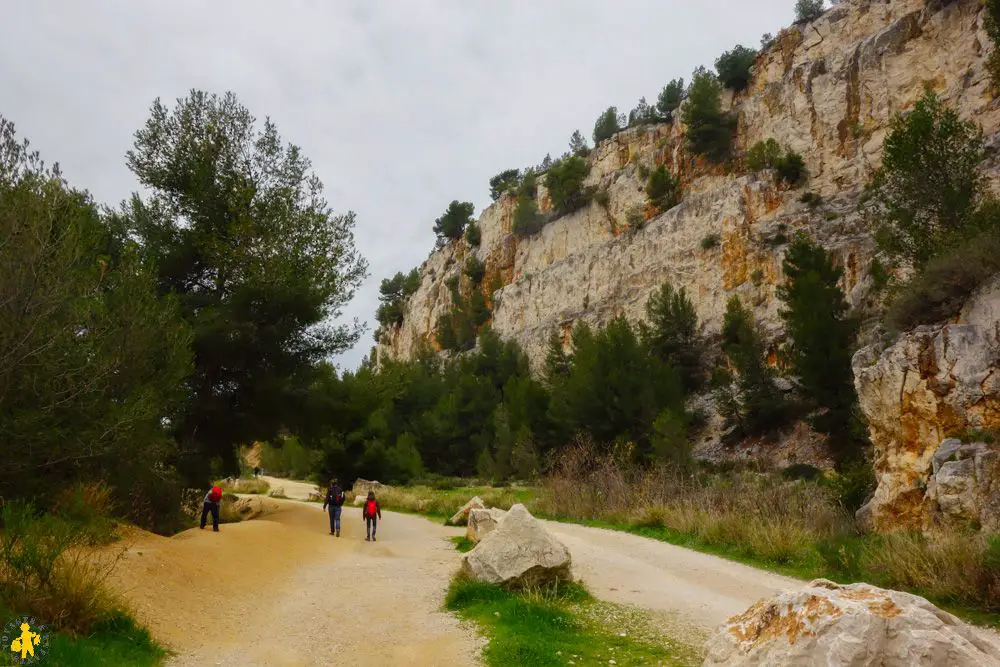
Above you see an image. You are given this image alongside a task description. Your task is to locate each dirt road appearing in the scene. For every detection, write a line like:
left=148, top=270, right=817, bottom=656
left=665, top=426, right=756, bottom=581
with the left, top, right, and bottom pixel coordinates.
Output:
left=111, top=490, right=803, bottom=665
left=111, top=499, right=481, bottom=666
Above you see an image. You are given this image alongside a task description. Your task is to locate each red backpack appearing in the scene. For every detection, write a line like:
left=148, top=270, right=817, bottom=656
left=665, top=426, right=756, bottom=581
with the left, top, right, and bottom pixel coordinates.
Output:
left=365, top=499, right=377, bottom=518
left=209, top=486, right=223, bottom=503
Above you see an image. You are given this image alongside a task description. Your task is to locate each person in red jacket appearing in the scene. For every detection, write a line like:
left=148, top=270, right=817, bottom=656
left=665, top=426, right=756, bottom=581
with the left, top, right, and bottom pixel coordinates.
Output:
left=201, top=485, right=223, bottom=531
left=362, top=491, right=382, bottom=542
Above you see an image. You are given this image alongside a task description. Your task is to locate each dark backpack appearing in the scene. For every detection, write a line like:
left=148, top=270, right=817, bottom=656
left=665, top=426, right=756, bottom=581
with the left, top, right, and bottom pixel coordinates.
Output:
left=333, top=487, right=344, bottom=505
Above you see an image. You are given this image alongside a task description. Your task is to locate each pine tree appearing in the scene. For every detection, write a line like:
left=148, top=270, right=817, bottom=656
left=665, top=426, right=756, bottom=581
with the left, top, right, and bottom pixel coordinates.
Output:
left=779, top=235, right=864, bottom=462
left=641, top=282, right=704, bottom=391
left=569, top=130, right=590, bottom=157
left=545, top=330, right=571, bottom=383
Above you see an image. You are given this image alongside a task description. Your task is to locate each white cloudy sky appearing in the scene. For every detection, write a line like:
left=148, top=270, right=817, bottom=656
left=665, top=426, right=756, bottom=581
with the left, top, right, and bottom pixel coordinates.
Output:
left=0, top=1, right=796, bottom=369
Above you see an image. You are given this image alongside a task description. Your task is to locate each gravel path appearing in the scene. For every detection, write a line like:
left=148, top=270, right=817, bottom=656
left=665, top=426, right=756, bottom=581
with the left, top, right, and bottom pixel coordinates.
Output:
left=111, top=499, right=481, bottom=666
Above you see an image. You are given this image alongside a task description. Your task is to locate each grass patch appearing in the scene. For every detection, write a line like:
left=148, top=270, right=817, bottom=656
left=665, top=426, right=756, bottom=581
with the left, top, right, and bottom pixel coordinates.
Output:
left=445, top=577, right=694, bottom=666
left=42, top=610, right=167, bottom=666
left=451, top=536, right=475, bottom=553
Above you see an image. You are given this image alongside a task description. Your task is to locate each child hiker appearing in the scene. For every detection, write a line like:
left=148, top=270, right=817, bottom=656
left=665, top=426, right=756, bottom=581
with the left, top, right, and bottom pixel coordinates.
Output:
left=201, top=484, right=223, bottom=531
left=323, top=479, right=345, bottom=536
left=363, top=491, right=382, bottom=542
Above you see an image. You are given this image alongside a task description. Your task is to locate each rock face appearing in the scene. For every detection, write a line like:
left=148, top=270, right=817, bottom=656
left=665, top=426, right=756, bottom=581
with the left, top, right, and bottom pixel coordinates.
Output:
left=466, top=508, right=506, bottom=543
left=379, top=0, right=1000, bottom=376
left=449, top=496, right=485, bottom=526
left=703, top=579, right=1000, bottom=667
left=461, top=504, right=571, bottom=587
left=925, top=438, right=1000, bottom=530
left=854, top=277, right=1000, bottom=531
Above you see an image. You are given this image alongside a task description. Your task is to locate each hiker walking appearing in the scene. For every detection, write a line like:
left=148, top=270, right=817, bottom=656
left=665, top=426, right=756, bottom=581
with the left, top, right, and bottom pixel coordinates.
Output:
left=363, top=491, right=382, bottom=542
left=201, top=484, right=223, bottom=531
left=323, top=479, right=345, bottom=536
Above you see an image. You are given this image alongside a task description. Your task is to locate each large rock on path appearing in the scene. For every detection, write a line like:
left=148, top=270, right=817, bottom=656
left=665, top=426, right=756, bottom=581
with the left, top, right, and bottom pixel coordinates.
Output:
left=466, top=508, right=506, bottom=543
left=449, top=496, right=485, bottom=526
left=351, top=478, right=388, bottom=505
left=703, top=579, right=1000, bottom=667
left=461, top=504, right=571, bottom=588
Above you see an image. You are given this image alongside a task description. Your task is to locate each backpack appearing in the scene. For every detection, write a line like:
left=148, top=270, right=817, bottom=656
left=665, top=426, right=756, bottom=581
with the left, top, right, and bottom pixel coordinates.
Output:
left=209, top=486, right=222, bottom=503
left=333, top=487, right=344, bottom=506
left=365, top=499, right=377, bottom=518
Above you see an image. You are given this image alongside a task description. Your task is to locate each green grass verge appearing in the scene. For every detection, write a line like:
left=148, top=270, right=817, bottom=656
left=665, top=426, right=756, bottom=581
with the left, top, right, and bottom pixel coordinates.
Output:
left=445, top=578, right=695, bottom=667
left=0, top=608, right=166, bottom=667
left=451, top=536, right=475, bottom=553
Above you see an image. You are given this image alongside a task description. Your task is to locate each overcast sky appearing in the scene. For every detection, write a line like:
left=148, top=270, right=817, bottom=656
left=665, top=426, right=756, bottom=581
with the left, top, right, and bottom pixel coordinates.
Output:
left=1, top=1, right=796, bottom=369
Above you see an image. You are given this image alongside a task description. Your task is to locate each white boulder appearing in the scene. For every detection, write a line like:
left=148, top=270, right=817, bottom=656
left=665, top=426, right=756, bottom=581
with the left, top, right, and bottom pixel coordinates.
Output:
left=461, top=504, right=571, bottom=587
left=449, top=496, right=485, bottom=526
left=703, top=579, right=1000, bottom=666
left=466, top=508, right=506, bottom=542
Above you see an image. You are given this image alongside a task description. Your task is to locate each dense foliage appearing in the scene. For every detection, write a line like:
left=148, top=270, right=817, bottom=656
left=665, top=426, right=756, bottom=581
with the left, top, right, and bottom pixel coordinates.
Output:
left=715, top=45, right=757, bottom=92
left=434, top=200, right=476, bottom=242
left=987, top=0, right=1000, bottom=90
left=646, top=165, right=681, bottom=211
left=489, top=169, right=521, bottom=201
left=375, top=268, right=420, bottom=337
left=778, top=236, right=864, bottom=463
left=656, top=79, right=685, bottom=121
left=121, top=91, right=367, bottom=486
left=627, top=97, right=658, bottom=127
left=593, top=107, right=624, bottom=144
left=745, top=139, right=807, bottom=186
left=545, top=156, right=591, bottom=216
left=795, top=0, right=825, bottom=23
left=568, top=130, right=590, bottom=157
left=682, top=68, right=735, bottom=163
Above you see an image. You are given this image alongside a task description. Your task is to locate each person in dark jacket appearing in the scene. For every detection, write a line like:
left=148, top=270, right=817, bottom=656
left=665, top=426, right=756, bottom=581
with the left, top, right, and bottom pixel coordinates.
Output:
left=362, top=491, right=382, bottom=542
left=200, top=485, right=223, bottom=532
left=323, top=479, right=345, bottom=536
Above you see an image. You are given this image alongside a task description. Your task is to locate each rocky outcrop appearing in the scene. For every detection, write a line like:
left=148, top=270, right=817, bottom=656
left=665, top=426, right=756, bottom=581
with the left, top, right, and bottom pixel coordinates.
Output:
left=466, top=507, right=506, bottom=543
left=703, top=579, right=1000, bottom=666
left=854, top=277, right=1000, bottom=531
left=925, top=438, right=1000, bottom=530
left=448, top=496, right=485, bottom=526
left=380, top=0, right=999, bottom=373
left=461, top=504, right=571, bottom=587
left=351, top=479, right=388, bottom=505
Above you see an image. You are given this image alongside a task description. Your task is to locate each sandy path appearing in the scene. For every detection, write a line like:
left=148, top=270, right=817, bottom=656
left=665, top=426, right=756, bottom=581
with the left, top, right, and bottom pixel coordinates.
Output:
left=258, top=475, right=319, bottom=501
left=544, top=521, right=802, bottom=642
left=111, top=499, right=480, bottom=666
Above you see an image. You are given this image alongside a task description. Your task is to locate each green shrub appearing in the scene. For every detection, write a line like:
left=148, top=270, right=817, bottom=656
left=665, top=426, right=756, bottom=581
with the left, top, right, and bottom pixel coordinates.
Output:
left=627, top=96, right=657, bottom=127
left=700, top=233, right=721, bottom=250
left=656, top=78, right=685, bottom=121
left=795, top=0, right=825, bottom=23
left=593, top=107, right=624, bottom=144
left=986, top=0, right=1000, bottom=90
left=776, top=150, right=807, bottom=186
left=646, top=165, right=681, bottom=211
left=465, top=256, right=486, bottom=285
left=745, top=139, right=782, bottom=171
left=800, top=191, right=823, bottom=208
left=512, top=193, right=545, bottom=237
left=489, top=169, right=521, bottom=201
left=465, top=222, right=481, bottom=246
left=433, top=200, right=475, bottom=243
left=546, top=156, right=591, bottom=215
left=822, top=460, right=876, bottom=514
left=568, top=130, right=590, bottom=157
left=625, top=206, right=645, bottom=230
left=715, top=45, right=758, bottom=92
left=781, top=463, right=823, bottom=481
left=682, top=67, right=735, bottom=162
left=886, top=230, right=1000, bottom=331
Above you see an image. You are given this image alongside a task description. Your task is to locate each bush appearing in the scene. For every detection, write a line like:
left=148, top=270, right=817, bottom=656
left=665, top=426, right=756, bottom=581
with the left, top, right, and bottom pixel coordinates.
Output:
left=795, top=0, right=825, bottom=23
left=465, top=222, right=481, bottom=246
left=0, top=502, right=124, bottom=633
left=464, top=256, right=486, bottom=285
left=886, top=229, right=1000, bottom=331
left=646, top=165, right=681, bottom=211
left=51, top=482, right=119, bottom=545
left=546, top=156, right=591, bottom=216
left=593, top=107, right=624, bottom=144
left=776, top=150, right=807, bottom=186
left=781, top=463, right=823, bottom=481
left=568, top=130, right=590, bottom=157
left=594, top=188, right=610, bottom=209
left=800, top=191, right=823, bottom=208
left=987, top=0, right=1000, bottom=90
left=656, top=78, right=685, bottom=121
left=682, top=67, right=735, bottom=162
left=700, top=233, right=721, bottom=250
left=745, top=139, right=782, bottom=171
left=489, top=169, right=521, bottom=201
left=627, top=97, right=657, bottom=127
left=433, top=200, right=475, bottom=242
left=512, top=193, right=545, bottom=237
left=715, top=45, right=758, bottom=92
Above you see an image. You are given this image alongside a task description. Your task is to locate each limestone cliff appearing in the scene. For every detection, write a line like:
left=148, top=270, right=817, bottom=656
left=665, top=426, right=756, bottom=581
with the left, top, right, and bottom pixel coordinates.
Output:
left=381, top=0, right=998, bottom=370
left=379, top=0, right=1000, bottom=495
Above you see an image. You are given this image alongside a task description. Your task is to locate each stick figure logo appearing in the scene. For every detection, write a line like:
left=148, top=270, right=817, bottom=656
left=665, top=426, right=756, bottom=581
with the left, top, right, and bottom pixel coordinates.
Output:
left=2, top=616, right=48, bottom=665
